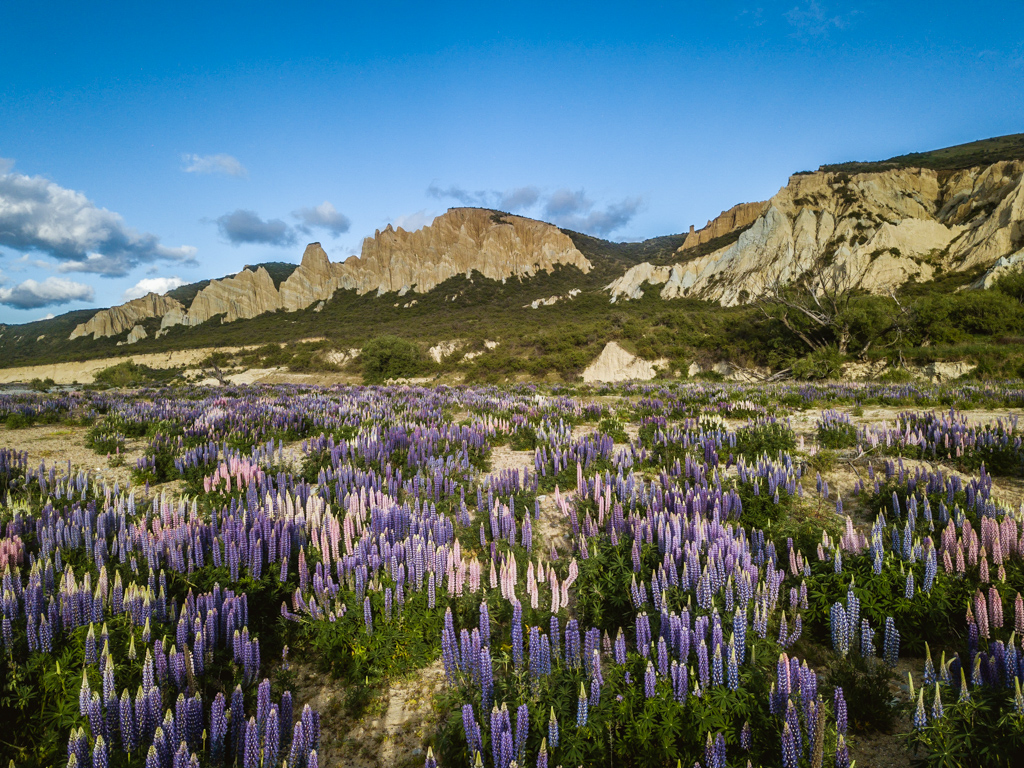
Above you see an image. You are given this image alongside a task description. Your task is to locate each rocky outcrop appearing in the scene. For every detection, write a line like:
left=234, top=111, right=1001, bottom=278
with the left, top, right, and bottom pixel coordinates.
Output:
left=69, top=293, right=182, bottom=340
left=972, top=248, right=1024, bottom=289
left=610, top=161, right=1024, bottom=306
left=582, top=341, right=667, bottom=383
left=163, top=266, right=283, bottom=328
left=680, top=201, right=768, bottom=251
left=524, top=289, right=581, bottom=309
left=279, top=243, right=339, bottom=312
left=278, top=210, right=591, bottom=312
left=341, top=208, right=590, bottom=298
left=71, top=208, right=592, bottom=340
left=116, top=325, right=148, bottom=346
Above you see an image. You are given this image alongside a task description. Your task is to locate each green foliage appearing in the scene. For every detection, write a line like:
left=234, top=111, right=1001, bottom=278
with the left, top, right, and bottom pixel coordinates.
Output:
left=822, top=655, right=903, bottom=733
left=907, top=685, right=1024, bottom=768
left=361, top=335, right=429, bottom=384
left=598, top=418, right=629, bottom=443
left=817, top=421, right=858, bottom=450
left=792, top=346, right=845, bottom=381
left=817, top=133, right=1024, bottom=174
left=733, top=420, right=796, bottom=460
left=91, top=360, right=179, bottom=388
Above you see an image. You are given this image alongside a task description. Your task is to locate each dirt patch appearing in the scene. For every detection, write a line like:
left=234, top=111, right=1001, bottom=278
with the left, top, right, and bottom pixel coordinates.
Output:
left=489, top=445, right=535, bottom=473
left=0, top=423, right=142, bottom=488
left=291, top=660, right=445, bottom=768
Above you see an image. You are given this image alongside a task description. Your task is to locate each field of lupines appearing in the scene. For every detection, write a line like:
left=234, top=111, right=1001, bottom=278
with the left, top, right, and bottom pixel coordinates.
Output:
left=1, top=380, right=1024, bottom=768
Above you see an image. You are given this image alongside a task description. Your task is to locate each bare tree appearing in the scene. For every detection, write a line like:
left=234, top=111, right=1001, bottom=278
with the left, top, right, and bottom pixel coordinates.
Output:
left=757, top=266, right=862, bottom=354
left=757, top=264, right=901, bottom=358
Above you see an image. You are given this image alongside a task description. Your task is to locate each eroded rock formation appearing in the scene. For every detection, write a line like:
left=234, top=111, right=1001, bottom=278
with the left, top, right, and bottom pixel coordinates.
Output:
left=610, top=161, right=1024, bottom=305
left=680, top=201, right=769, bottom=251
left=70, top=293, right=182, bottom=340
left=74, top=208, right=591, bottom=338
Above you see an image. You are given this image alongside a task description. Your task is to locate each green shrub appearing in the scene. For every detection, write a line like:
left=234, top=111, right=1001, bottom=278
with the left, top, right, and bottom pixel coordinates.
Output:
left=792, top=346, right=845, bottom=381
left=361, top=335, right=428, bottom=384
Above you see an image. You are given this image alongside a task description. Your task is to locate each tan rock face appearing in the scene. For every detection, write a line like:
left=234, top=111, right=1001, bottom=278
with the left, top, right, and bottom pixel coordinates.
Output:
left=679, top=201, right=769, bottom=251
left=72, top=208, right=591, bottom=339
left=175, top=266, right=283, bottom=326
left=610, top=161, right=1024, bottom=306
left=339, top=208, right=591, bottom=298
left=69, top=293, right=183, bottom=340
left=582, top=341, right=666, bottom=383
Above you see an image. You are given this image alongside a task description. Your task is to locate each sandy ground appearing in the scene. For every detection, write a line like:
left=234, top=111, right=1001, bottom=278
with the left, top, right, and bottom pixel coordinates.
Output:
left=291, top=660, right=445, bottom=768
left=0, top=422, right=143, bottom=488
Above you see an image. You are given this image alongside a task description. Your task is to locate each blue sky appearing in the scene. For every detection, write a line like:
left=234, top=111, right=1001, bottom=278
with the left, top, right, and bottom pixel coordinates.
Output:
left=1, top=1, right=1022, bottom=323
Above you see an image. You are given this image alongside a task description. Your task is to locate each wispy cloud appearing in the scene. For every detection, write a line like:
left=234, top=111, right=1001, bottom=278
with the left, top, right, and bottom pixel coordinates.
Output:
left=123, top=276, right=185, bottom=301
left=428, top=182, right=642, bottom=237
left=391, top=210, right=438, bottom=232
left=0, top=162, right=197, bottom=277
left=784, top=1, right=857, bottom=35
left=0, top=277, right=94, bottom=309
left=427, top=183, right=541, bottom=212
left=293, top=201, right=350, bottom=236
left=182, top=153, right=248, bottom=178
left=216, top=209, right=296, bottom=247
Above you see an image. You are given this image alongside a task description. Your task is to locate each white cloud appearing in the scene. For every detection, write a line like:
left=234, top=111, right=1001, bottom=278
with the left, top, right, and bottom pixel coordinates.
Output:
left=391, top=210, right=438, bottom=232
left=216, top=209, right=296, bottom=246
left=293, top=201, right=351, bottom=236
left=182, top=153, right=248, bottom=178
left=427, top=182, right=642, bottom=236
left=0, top=164, right=197, bottom=276
left=0, top=277, right=94, bottom=309
left=123, top=276, right=185, bottom=301
left=36, top=313, right=55, bottom=321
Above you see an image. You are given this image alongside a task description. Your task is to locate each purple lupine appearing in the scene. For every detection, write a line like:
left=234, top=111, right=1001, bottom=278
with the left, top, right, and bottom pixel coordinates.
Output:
left=210, top=693, right=228, bottom=765
left=92, top=735, right=107, bottom=768
left=932, top=683, right=944, bottom=720
left=834, top=687, right=847, bottom=736
left=512, top=602, right=524, bottom=669
left=548, top=707, right=559, bottom=749
left=781, top=721, right=798, bottom=768
left=263, top=704, right=280, bottom=767
left=576, top=683, right=588, bottom=728
left=740, top=721, right=751, bottom=750
left=256, top=678, right=271, bottom=735
left=883, top=616, right=900, bottom=667
left=363, top=597, right=373, bottom=635
left=120, top=689, right=138, bottom=755
left=480, top=646, right=494, bottom=713
left=727, top=644, right=739, bottom=691
left=644, top=662, right=656, bottom=698
left=244, top=717, right=260, bottom=768
left=537, top=738, right=548, bottom=768
left=514, top=703, right=529, bottom=763
left=289, top=722, right=307, bottom=768
left=461, top=705, right=479, bottom=756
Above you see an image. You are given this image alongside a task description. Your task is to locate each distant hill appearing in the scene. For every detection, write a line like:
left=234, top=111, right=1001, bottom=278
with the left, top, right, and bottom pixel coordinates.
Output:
left=811, top=133, right=1024, bottom=174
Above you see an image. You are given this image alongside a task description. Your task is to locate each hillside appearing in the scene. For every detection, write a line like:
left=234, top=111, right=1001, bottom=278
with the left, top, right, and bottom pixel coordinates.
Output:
left=3, top=135, right=1024, bottom=383
left=813, top=132, right=1024, bottom=174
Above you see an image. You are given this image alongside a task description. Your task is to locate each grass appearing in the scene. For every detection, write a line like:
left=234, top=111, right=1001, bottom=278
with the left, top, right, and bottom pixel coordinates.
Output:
left=811, top=133, right=1024, bottom=175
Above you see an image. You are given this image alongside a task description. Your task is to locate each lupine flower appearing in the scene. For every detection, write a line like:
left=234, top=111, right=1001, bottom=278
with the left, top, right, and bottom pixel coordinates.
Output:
left=821, top=686, right=842, bottom=742
left=548, top=707, right=559, bottom=749
left=781, top=721, right=798, bottom=768
left=883, top=617, right=900, bottom=667
left=913, top=688, right=927, bottom=729
left=576, top=683, right=588, bottom=728
left=932, top=683, right=944, bottom=720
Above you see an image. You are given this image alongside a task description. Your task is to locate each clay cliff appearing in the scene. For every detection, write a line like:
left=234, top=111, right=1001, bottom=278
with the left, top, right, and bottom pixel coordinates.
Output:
left=609, top=160, right=1024, bottom=305
left=679, top=201, right=768, bottom=251
left=73, top=208, right=591, bottom=339
left=70, top=293, right=183, bottom=340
